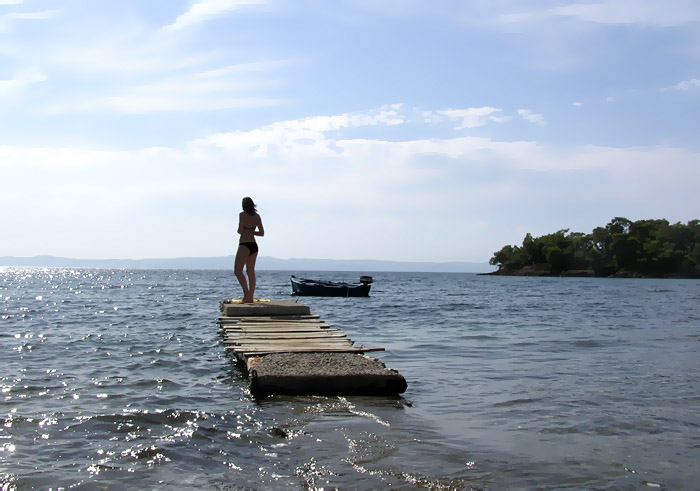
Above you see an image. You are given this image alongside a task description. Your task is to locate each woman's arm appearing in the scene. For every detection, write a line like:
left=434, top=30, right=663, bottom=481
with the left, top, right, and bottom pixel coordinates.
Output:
left=255, top=215, right=265, bottom=237
left=237, top=213, right=243, bottom=235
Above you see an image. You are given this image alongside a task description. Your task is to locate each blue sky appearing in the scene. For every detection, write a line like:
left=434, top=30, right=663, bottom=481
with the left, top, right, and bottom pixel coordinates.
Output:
left=1, top=0, right=699, bottom=262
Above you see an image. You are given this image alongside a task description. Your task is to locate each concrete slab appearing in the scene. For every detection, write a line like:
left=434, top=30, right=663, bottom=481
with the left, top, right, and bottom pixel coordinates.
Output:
left=220, top=300, right=311, bottom=317
left=247, top=352, right=408, bottom=396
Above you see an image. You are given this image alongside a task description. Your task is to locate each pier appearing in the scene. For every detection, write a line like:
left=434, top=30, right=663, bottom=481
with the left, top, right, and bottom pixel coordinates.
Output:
left=218, top=300, right=407, bottom=397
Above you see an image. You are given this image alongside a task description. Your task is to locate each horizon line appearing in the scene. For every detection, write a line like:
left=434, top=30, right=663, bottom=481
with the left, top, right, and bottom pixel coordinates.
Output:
left=0, top=254, right=490, bottom=264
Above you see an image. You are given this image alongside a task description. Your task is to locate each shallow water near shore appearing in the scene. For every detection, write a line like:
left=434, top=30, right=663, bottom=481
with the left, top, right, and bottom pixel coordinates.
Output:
left=1, top=268, right=699, bottom=488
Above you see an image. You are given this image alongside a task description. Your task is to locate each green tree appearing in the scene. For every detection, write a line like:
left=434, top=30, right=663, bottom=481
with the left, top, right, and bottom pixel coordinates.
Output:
left=540, top=229, right=575, bottom=274
left=607, top=217, right=632, bottom=235
left=488, top=217, right=699, bottom=277
left=611, top=233, right=643, bottom=272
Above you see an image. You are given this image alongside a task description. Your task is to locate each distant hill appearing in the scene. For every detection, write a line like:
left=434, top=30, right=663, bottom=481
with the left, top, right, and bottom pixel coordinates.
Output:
left=0, top=255, right=494, bottom=273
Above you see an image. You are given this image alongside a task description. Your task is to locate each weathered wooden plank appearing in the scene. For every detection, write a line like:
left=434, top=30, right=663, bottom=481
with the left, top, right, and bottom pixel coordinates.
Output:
left=222, top=326, right=342, bottom=334
left=220, top=322, right=328, bottom=329
left=219, top=318, right=323, bottom=324
left=231, top=346, right=357, bottom=353
left=223, top=321, right=330, bottom=326
left=225, top=336, right=349, bottom=343
left=218, top=313, right=321, bottom=319
left=225, top=332, right=347, bottom=340
left=222, top=322, right=329, bottom=326
left=221, top=321, right=329, bottom=327
left=226, top=336, right=347, bottom=342
left=218, top=314, right=320, bottom=322
left=226, top=340, right=346, bottom=346
left=225, top=340, right=347, bottom=346
left=230, top=347, right=379, bottom=354
left=232, top=342, right=355, bottom=349
left=223, top=330, right=339, bottom=337
left=223, top=328, right=337, bottom=334
left=221, top=317, right=324, bottom=321
left=230, top=340, right=355, bottom=348
left=229, top=346, right=386, bottom=355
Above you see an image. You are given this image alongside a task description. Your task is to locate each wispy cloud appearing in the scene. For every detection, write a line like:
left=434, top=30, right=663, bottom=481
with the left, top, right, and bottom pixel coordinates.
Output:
left=3, top=8, right=294, bottom=115
left=43, top=63, right=291, bottom=114
left=193, top=60, right=294, bottom=79
left=0, top=8, right=57, bottom=32
left=162, top=0, right=266, bottom=31
left=518, top=109, right=547, bottom=125
left=46, top=93, right=286, bottom=115
left=661, top=78, right=700, bottom=92
left=194, top=105, right=406, bottom=158
left=501, top=0, right=700, bottom=28
left=435, top=107, right=512, bottom=130
left=548, top=1, right=700, bottom=27
left=0, top=67, right=46, bottom=99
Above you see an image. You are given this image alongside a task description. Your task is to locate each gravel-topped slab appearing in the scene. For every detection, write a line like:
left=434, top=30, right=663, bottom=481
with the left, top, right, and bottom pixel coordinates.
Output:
left=248, top=352, right=407, bottom=396
left=251, top=352, right=397, bottom=377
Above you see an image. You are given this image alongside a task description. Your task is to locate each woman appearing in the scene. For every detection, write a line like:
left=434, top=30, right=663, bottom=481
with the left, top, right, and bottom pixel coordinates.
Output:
left=235, top=197, right=264, bottom=303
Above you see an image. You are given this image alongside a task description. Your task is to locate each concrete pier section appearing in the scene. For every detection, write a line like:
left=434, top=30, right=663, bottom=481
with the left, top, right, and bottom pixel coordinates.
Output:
left=218, top=300, right=407, bottom=397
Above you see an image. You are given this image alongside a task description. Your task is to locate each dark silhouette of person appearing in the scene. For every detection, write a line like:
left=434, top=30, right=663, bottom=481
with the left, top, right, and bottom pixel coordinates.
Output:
left=235, top=197, right=264, bottom=303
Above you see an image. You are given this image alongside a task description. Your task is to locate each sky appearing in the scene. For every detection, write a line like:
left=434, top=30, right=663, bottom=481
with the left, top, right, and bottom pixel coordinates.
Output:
left=1, top=0, right=699, bottom=263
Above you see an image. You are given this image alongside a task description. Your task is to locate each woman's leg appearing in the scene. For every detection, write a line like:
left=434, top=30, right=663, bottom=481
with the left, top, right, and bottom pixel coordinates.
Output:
left=234, top=246, right=250, bottom=301
left=244, top=252, right=258, bottom=302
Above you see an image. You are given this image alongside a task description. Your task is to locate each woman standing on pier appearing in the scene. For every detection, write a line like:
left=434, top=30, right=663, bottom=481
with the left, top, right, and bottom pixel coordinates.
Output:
left=235, top=197, right=264, bottom=303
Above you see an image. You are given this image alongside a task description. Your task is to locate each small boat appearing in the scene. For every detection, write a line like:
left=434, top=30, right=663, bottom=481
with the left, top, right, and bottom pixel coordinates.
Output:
left=290, top=275, right=373, bottom=297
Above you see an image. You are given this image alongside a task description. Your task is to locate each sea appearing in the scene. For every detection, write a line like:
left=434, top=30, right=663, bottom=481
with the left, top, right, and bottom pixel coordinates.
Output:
left=1, top=268, right=699, bottom=489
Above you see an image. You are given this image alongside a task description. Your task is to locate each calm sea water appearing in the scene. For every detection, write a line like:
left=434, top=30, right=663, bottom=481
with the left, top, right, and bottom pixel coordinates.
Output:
left=1, top=268, right=699, bottom=489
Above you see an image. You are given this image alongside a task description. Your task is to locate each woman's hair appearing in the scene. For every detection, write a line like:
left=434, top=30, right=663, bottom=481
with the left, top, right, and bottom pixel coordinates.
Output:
left=242, top=197, right=257, bottom=216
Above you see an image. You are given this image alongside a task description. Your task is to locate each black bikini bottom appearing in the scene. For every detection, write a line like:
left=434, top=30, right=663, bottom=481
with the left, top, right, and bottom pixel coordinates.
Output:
left=240, top=242, right=258, bottom=255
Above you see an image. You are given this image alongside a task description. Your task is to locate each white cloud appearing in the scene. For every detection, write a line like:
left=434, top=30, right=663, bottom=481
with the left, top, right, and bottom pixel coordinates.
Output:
left=517, top=109, right=547, bottom=125
left=163, top=0, right=266, bottom=31
left=195, top=105, right=406, bottom=158
left=1, top=7, right=293, bottom=115
left=573, top=101, right=582, bottom=107
left=661, top=78, right=700, bottom=92
left=491, top=1, right=700, bottom=73
left=40, top=39, right=211, bottom=76
left=46, top=94, right=286, bottom=115
left=501, top=1, right=700, bottom=28
left=25, top=36, right=294, bottom=114
left=0, top=8, right=57, bottom=32
left=435, top=107, right=512, bottom=130
left=43, top=70, right=288, bottom=114
left=0, top=67, right=46, bottom=99
left=190, top=106, right=580, bottom=172
left=2, top=105, right=699, bottom=260
left=548, top=1, right=700, bottom=27
left=3, top=10, right=56, bottom=20
left=490, top=114, right=514, bottom=123
left=194, top=60, right=293, bottom=79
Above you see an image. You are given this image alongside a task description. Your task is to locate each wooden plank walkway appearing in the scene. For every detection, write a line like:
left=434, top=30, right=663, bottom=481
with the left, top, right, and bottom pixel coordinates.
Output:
left=218, top=300, right=407, bottom=396
left=219, top=315, right=385, bottom=357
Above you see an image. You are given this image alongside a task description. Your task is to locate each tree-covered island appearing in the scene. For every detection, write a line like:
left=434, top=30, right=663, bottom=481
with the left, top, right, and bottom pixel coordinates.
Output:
left=488, top=217, right=700, bottom=278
